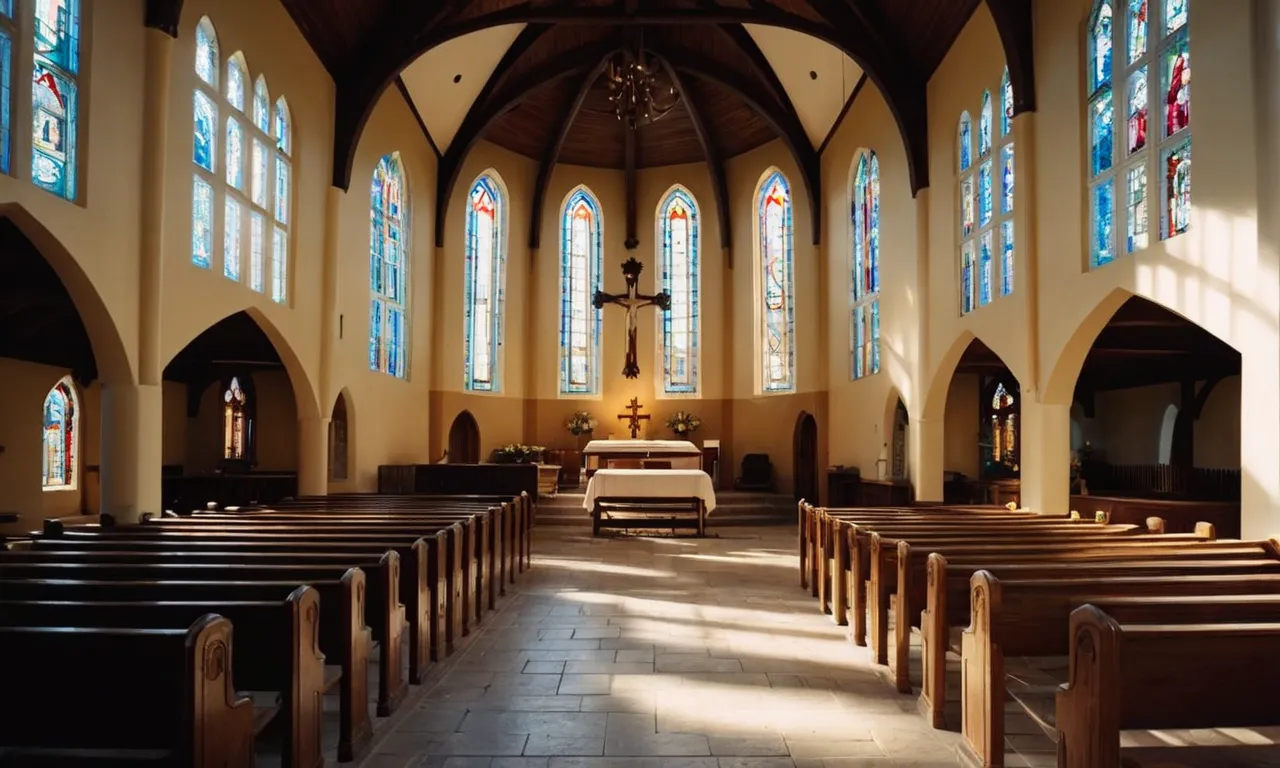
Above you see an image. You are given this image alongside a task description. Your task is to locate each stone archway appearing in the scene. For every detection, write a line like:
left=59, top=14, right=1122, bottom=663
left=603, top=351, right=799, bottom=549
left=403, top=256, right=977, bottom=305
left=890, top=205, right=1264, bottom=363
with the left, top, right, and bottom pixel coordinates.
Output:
left=448, top=410, right=481, bottom=464
left=793, top=411, right=819, bottom=502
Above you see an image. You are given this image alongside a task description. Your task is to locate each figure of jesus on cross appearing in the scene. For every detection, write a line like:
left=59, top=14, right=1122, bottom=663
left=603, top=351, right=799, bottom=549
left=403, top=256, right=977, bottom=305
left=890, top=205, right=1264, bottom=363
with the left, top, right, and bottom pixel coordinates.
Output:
left=594, top=258, right=671, bottom=379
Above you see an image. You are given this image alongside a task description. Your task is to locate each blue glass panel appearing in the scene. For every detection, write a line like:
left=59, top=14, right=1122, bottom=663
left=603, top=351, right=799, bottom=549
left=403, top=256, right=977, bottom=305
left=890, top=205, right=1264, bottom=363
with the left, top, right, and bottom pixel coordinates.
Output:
left=1091, top=179, right=1116, bottom=268
left=253, top=77, right=269, bottom=133
left=370, top=154, right=409, bottom=377
left=1000, top=221, right=1014, bottom=296
left=870, top=300, right=880, bottom=375
left=465, top=175, right=506, bottom=391
left=852, top=305, right=865, bottom=380
left=192, top=91, right=215, bottom=172
left=1164, top=139, right=1191, bottom=239
left=958, top=113, right=972, bottom=171
left=225, top=117, right=242, bottom=188
left=1126, top=163, right=1148, bottom=252
left=387, top=307, right=404, bottom=378
left=191, top=176, right=212, bottom=268
left=369, top=299, right=383, bottom=372
left=1165, top=0, right=1187, bottom=34
left=35, top=0, right=81, bottom=75
left=960, top=243, right=974, bottom=315
left=1090, top=1, right=1113, bottom=94
left=979, top=91, right=992, bottom=156
left=758, top=170, right=794, bottom=393
left=271, top=225, right=287, bottom=303
left=1128, top=0, right=1148, bottom=63
left=559, top=187, right=603, bottom=394
left=226, top=57, right=245, bottom=110
left=250, top=212, right=265, bottom=291
left=978, top=161, right=993, bottom=227
left=660, top=186, right=699, bottom=394
left=0, top=1, right=12, bottom=18
left=195, top=18, right=217, bottom=85
left=1001, top=69, right=1013, bottom=136
left=979, top=231, right=993, bottom=306
left=0, top=30, right=11, bottom=175
left=42, top=381, right=74, bottom=488
left=273, top=97, right=290, bottom=155
left=224, top=197, right=241, bottom=280
left=31, top=62, right=76, bottom=198
left=1090, top=87, right=1114, bottom=177
left=274, top=156, right=289, bottom=223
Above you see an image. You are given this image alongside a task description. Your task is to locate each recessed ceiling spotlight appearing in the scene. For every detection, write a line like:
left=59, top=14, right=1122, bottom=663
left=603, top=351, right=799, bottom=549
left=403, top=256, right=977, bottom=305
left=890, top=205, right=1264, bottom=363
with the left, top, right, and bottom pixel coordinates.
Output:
left=453, top=74, right=462, bottom=84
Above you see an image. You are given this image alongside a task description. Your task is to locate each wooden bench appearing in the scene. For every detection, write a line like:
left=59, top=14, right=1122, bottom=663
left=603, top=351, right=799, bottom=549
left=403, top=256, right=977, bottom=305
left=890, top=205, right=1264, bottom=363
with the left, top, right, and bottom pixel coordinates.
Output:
left=591, top=496, right=707, bottom=537
left=0, top=586, right=326, bottom=768
left=0, top=614, right=255, bottom=767
left=1056, top=603, right=1280, bottom=768
left=0, top=570, right=372, bottom=761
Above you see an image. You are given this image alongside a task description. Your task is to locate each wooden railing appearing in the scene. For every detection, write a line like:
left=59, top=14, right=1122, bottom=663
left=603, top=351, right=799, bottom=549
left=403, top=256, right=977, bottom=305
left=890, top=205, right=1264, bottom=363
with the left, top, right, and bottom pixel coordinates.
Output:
left=1082, top=461, right=1240, bottom=501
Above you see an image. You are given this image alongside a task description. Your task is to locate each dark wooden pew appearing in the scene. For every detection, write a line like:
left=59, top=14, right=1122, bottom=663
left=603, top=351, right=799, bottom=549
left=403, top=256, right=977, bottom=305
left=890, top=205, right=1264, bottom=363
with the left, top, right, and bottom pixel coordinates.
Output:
left=0, top=614, right=255, bottom=767
left=0, top=586, right=325, bottom=768
left=1056, top=604, right=1280, bottom=768
left=958, top=566, right=1280, bottom=767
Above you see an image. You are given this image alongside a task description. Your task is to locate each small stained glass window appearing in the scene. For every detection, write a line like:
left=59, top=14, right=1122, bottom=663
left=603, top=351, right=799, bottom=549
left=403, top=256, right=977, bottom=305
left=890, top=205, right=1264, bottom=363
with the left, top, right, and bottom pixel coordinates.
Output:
left=1163, top=33, right=1189, bottom=138
left=1126, top=163, right=1149, bottom=252
left=251, top=139, right=267, bottom=208
left=42, top=377, right=77, bottom=490
left=1164, top=140, right=1191, bottom=238
left=465, top=174, right=507, bottom=392
left=1092, top=179, right=1116, bottom=268
left=978, top=160, right=993, bottom=227
left=978, top=90, right=992, bottom=156
left=1090, top=1, right=1114, bottom=94
left=192, top=175, right=213, bottom=268
left=1000, top=221, right=1014, bottom=297
left=224, top=197, right=241, bottom=281
left=558, top=186, right=602, bottom=394
left=756, top=170, right=795, bottom=393
left=1090, top=88, right=1114, bottom=176
left=1127, top=67, right=1148, bottom=154
left=958, top=112, right=973, bottom=171
left=1165, top=0, right=1187, bottom=34
left=226, top=55, right=245, bottom=111
left=250, top=212, right=265, bottom=292
left=1000, top=68, right=1013, bottom=137
left=1128, top=0, right=1148, bottom=63
left=271, top=226, right=287, bottom=303
left=225, top=117, right=242, bottom=188
left=195, top=17, right=218, bottom=86
left=1001, top=144, right=1015, bottom=215
left=979, top=230, right=994, bottom=307
left=253, top=76, right=269, bottom=133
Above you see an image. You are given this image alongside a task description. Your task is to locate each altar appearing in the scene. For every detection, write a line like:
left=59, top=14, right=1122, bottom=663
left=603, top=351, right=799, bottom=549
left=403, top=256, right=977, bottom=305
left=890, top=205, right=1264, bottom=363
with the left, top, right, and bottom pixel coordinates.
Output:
left=582, top=439, right=703, bottom=477
left=583, top=468, right=717, bottom=536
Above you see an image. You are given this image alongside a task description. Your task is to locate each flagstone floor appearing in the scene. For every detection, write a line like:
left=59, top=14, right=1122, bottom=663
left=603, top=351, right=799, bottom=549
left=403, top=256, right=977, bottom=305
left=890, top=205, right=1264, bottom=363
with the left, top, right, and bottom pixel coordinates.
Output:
left=359, top=526, right=974, bottom=768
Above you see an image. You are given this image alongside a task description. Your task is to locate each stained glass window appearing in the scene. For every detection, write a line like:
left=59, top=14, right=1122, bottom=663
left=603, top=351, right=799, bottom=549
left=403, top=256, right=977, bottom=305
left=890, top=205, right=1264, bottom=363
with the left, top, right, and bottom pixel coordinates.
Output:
left=32, top=62, right=77, bottom=198
left=988, top=381, right=1019, bottom=469
left=225, top=117, right=242, bottom=188
left=271, top=97, right=290, bottom=303
left=979, top=91, right=992, bottom=157
left=658, top=185, right=700, bottom=394
left=1166, top=0, right=1187, bottom=34
left=1001, top=144, right=1015, bottom=214
left=226, top=54, right=245, bottom=111
left=192, top=91, right=216, bottom=171
left=958, top=112, right=973, bottom=172
left=250, top=212, right=265, bottom=291
left=273, top=156, right=288, bottom=222
left=370, top=153, right=409, bottom=378
left=42, top=377, right=77, bottom=490
left=757, top=169, right=794, bottom=393
left=0, top=1, right=11, bottom=18
left=271, top=226, right=287, bottom=303
left=1128, top=0, right=1148, bottom=63
left=1090, top=88, right=1114, bottom=176
left=1090, top=1, right=1113, bottom=94
left=978, top=161, right=993, bottom=227
left=465, top=173, right=507, bottom=392
left=1001, top=68, right=1013, bottom=137
left=195, top=17, right=218, bottom=87
left=253, top=76, right=269, bottom=133
left=224, top=197, right=241, bottom=281
left=979, top=231, right=994, bottom=307
left=1092, top=178, right=1116, bottom=267
left=961, top=242, right=975, bottom=314
left=1127, top=68, right=1148, bottom=154
left=1000, top=221, right=1014, bottom=296
left=0, top=28, right=12, bottom=175
left=273, top=96, right=290, bottom=155
left=223, top=376, right=248, bottom=460
left=851, top=151, right=880, bottom=380
left=192, top=176, right=212, bottom=268
left=559, top=186, right=602, bottom=395
left=1165, top=140, right=1190, bottom=238
left=1163, top=33, right=1189, bottom=137
left=250, top=139, right=267, bottom=207
left=1126, top=163, right=1149, bottom=251
left=961, top=177, right=975, bottom=238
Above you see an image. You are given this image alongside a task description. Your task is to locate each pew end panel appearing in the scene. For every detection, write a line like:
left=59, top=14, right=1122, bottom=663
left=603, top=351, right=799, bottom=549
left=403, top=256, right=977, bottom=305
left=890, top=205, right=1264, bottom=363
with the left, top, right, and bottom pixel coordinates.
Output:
left=376, top=550, right=409, bottom=717
left=918, top=553, right=950, bottom=729
left=890, top=539, right=913, bottom=693
left=339, top=568, right=373, bottom=762
left=284, top=586, right=326, bottom=768
left=188, top=614, right=258, bottom=768
left=408, top=538, right=431, bottom=684
left=959, top=570, right=1004, bottom=768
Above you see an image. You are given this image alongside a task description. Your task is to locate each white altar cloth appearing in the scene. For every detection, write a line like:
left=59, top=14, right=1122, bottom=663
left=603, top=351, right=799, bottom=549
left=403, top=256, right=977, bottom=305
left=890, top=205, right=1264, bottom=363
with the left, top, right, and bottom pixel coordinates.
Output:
left=583, top=440, right=700, bottom=455
left=582, top=469, right=718, bottom=513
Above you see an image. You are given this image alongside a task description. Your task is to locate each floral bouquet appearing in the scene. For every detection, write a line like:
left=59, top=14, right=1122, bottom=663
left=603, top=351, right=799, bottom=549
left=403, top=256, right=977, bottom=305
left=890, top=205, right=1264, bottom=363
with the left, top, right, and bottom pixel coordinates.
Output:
left=491, top=444, right=546, bottom=464
left=565, top=411, right=597, bottom=436
left=665, top=410, right=701, bottom=437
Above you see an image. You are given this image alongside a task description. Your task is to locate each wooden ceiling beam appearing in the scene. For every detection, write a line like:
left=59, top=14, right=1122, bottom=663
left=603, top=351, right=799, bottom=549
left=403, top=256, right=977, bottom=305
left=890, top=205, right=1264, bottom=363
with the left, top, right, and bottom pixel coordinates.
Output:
left=984, top=0, right=1037, bottom=114
left=716, top=24, right=801, bottom=134
left=660, top=62, right=732, bottom=258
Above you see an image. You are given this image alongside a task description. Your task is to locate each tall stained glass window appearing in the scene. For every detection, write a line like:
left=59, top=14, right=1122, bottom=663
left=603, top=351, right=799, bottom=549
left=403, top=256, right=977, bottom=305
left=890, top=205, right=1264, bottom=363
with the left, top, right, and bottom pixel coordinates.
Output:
left=851, top=151, right=880, bottom=380
left=987, top=380, right=1019, bottom=470
left=31, top=0, right=80, bottom=199
left=223, top=376, right=248, bottom=460
left=42, top=376, right=77, bottom=490
left=370, top=153, right=409, bottom=379
left=657, top=185, right=700, bottom=395
left=1089, top=0, right=1190, bottom=268
left=960, top=72, right=1015, bottom=313
left=0, top=3, right=14, bottom=176
left=756, top=168, right=795, bottom=393
left=464, top=173, right=507, bottom=392
left=271, top=97, right=290, bottom=303
left=559, top=186, right=603, bottom=396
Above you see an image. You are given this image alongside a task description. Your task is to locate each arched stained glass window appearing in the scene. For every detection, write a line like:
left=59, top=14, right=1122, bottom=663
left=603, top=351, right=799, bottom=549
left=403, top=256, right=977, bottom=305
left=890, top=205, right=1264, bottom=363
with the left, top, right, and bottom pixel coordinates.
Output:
left=271, top=96, right=290, bottom=304
left=987, top=381, right=1019, bottom=471
left=226, top=53, right=245, bottom=111
left=851, top=150, right=880, bottom=380
left=559, top=186, right=603, bottom=396
left=1001, top=69, right=1013, bottom=136
left=657, top=185, right=700, bottom=395
left=464, top=172, right=507, bottom=392
left=960, top=73, right=1015, bottom=313
left=958, top=112, right=973, bottom=172
left=223, top=376, right=248, bottom=460
left=978, top=90, right=993, bottom=157
left=252, top=75, right=269, bottom=133
left=370, top=152, right=409, bottom=379
left=42, top=376, right=77, bottom=490
left=1087, top=0, right=1190, bottom=269
left=756, top=168, right=794, bottom=394
left=30, top=0, right=81, bottom=200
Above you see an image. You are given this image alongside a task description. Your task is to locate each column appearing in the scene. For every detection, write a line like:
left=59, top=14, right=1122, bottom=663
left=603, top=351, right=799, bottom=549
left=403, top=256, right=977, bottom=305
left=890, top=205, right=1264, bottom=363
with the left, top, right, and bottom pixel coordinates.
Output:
left=1011, top=111, right=1040, bottom=394
left=1018, top=400, right=1071, bottom=515
left=318, top=186, right=341, bottom=413
left=297, top=416, right=332, bottom=497
left=913, top=417, right=944, bottom=501
left=100, top=382, right=163, bottom=522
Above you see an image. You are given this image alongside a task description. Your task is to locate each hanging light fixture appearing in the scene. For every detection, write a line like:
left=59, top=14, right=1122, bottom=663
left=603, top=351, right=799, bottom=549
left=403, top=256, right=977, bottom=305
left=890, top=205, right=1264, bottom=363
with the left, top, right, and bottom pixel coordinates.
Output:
left=605, top=47, right=680, bottom=128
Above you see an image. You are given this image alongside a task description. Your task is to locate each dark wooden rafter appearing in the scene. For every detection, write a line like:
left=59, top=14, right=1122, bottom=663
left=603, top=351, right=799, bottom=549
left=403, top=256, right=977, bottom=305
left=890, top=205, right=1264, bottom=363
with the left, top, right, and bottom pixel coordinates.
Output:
left=528, top=57, right=615, bottom=250
left=659, top=59, right=731, bottom=255
left=984, top=0, right=1037, bottom=115
left=143, top=0, right=184, bottom=37
left=624, top=119, right=639, bottom=249
left=818, top=73, right=867, bottom=156
left=394, top=76, right=441, bottom=159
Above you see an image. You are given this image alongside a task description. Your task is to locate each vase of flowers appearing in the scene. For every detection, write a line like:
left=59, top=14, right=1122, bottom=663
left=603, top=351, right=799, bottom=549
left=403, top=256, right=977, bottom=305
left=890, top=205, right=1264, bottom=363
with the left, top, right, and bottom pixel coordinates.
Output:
left=665, top=410, right=701, bottom=438
left=565, top=410, right=596, bottom=449
left=491, top=444, right=546, bottom=464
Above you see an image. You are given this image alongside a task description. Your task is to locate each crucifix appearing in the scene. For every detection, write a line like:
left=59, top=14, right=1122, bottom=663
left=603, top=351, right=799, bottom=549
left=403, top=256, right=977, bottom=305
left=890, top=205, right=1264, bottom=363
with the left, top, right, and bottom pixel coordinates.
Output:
left=594, top=257, right=670, bottom=379
left=617, top=397, right=650, bottom=439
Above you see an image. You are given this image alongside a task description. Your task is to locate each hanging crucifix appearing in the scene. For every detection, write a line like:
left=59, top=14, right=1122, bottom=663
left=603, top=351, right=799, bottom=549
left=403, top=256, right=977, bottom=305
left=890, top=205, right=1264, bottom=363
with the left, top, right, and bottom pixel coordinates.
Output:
left=594, top=258, right=670, bottom=379
left=617, top=397, right=650, bottom=439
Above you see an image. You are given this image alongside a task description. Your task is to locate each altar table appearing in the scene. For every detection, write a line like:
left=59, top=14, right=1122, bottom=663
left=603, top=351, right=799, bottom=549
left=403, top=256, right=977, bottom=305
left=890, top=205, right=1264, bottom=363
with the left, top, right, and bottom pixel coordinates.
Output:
left=582, top=439, right=703, bottom=477
left=583, top=469, right=717, bottom=537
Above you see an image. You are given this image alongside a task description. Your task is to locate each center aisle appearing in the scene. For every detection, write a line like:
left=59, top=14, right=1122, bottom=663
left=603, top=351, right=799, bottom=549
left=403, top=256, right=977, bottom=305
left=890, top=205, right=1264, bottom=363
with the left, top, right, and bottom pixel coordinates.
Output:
left=361, top=527, right=969, bottom=768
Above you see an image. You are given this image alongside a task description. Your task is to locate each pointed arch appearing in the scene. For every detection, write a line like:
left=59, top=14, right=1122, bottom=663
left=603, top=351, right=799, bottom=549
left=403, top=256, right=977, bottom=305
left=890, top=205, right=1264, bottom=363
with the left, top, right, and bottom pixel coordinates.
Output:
left=464, top=170, right=508, bottom=392
left=1000, top=67, right=1013, bottom=137
left=755, top=167, right=795, bottom=394
left=42, top=376, right=79, bottom=491
left=252, top=75, right=270, bottom=133
left=194, top=16, right=218, bottom=87
left=225, top=52, right=247, bottom=111
left=851, top=149, right=880, bottom=380
left=957, top=111, right=973, bottom=172
left=370, top=152, right=410, bottom=378
left=329, top=389, right=353, bottom=481
left=558, top=184, right=603, bottom=396
left=273, top=96, right=291, bottom=156
left=447, top=410, right=482, bottom=464
left=979, top=90, right=993, bottom=157
left=656, top=183, right=701, bottom=396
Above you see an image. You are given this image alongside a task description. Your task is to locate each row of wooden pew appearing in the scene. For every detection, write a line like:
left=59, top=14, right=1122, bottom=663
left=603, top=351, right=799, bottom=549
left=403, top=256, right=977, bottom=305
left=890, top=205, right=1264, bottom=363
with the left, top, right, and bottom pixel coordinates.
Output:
left=797, top=501, right=1280, bottom=768
left=0, top=492, right=534, bottom=768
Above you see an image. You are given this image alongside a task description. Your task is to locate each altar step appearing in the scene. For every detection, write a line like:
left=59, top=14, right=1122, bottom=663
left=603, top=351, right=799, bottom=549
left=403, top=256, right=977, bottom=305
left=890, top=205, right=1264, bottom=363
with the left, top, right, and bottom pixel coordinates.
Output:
left=534, top=489, right=796, bottom=527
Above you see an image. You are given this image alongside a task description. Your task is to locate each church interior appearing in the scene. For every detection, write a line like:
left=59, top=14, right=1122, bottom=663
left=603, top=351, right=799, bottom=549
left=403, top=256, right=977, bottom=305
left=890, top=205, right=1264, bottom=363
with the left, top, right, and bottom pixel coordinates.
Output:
left=2, top=0, right=1279, bottom=765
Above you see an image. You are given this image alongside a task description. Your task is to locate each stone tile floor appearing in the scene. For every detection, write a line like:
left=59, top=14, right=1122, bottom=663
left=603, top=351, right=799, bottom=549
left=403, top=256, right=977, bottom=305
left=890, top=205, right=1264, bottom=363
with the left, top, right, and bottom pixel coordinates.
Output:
left=360, top=527, right=965, bottom=768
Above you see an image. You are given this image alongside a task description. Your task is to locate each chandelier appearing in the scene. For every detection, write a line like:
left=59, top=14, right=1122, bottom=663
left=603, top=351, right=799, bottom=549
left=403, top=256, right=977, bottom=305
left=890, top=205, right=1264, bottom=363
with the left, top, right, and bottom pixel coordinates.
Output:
left=605, top=49, right=680, bottom=127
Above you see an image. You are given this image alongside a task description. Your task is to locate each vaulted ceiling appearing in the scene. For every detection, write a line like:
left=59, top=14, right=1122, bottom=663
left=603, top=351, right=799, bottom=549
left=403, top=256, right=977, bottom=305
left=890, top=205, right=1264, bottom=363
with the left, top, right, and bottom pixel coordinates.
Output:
left=258, top=0, right=1037, bottom=248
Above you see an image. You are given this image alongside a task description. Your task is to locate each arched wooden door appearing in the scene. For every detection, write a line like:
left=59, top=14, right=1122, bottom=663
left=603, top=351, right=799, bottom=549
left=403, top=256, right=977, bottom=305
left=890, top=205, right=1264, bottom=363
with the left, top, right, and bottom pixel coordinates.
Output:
left=328, top=393, right=350, bottom=481
left=448, top=411, right=481, bottom=464
left=793, top=411, right=819, bottom=502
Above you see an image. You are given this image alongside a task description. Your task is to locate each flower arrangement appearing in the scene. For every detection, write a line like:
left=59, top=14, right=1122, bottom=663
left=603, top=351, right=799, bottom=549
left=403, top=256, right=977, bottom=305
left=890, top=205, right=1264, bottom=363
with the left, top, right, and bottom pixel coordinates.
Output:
left=565, top=411, right=597, bottom=436
left=491, top=444, right=546, bottom=464
left=665, top=410, right=701, bottom=437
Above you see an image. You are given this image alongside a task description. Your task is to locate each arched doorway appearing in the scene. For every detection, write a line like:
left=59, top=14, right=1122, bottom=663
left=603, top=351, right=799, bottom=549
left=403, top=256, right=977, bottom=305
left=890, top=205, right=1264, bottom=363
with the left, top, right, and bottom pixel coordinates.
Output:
left=329, top=391, right=351, bottom=481
left=933, top=338, right=1020, bottom=505
left=448, top=411, right=481, bottom=464
left=891, top=398, right=909, bottom=479
left=793, top=411, right=819, bottom=502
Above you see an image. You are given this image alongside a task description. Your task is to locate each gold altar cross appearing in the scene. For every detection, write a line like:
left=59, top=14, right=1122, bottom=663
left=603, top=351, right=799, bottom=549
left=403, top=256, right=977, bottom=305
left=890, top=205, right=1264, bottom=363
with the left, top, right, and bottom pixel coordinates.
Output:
left=617, top=397, right=650, bottom=439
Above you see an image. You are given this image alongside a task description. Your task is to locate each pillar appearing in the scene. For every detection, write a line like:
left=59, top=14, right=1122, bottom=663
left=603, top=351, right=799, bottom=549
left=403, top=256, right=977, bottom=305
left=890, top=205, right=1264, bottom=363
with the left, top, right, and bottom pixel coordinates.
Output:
left=100, top=383, right=163, bottom=522
left=297, top=416, right=332, bottom=497
left=318, top=186, right=341, bottom=412
left=913, top=417, right=944, bottom=501
left=1018, top=400, right=1071, bottom=515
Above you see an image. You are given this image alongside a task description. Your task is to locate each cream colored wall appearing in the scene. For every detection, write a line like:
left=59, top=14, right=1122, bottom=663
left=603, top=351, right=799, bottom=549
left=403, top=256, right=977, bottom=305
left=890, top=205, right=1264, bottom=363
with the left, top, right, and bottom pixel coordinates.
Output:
left=821, top=80, right=920, bottom=482
left=943, top=373, right=981, bottom=478
left=161, top=371, right=299, bottom=474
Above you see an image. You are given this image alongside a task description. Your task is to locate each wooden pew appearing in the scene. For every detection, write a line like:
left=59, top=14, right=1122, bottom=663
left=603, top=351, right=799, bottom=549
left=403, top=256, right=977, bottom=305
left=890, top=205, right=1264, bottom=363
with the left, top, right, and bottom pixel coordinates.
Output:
left=0, top=614, right=255, bottom=767
left=1056, top=604, right=1280, bottom=768
left=0, top=586, right=326, bottom=768
left=958, top=565, right=1280, bottom=767
left=0, top=571, right=372, bottom=762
